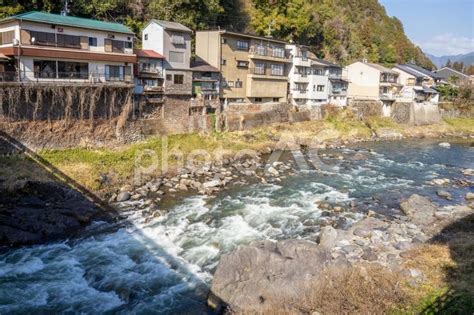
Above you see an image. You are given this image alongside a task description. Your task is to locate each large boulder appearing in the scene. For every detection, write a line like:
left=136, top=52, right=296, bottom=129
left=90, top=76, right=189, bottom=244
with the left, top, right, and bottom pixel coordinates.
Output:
left=208, top=239, right=330, bottom=313
left=400, top=194, right=437, bottom=227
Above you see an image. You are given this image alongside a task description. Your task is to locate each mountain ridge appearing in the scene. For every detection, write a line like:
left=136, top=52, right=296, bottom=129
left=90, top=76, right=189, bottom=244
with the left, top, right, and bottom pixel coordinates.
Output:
left=426, top=52, right=474, bottom=69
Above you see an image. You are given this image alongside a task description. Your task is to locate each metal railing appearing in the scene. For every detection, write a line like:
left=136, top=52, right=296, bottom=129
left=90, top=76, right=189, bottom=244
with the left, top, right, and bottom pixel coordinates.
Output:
left=0, top=71, right=132, bottom=83
left=249, top=46, right=289, bottom=59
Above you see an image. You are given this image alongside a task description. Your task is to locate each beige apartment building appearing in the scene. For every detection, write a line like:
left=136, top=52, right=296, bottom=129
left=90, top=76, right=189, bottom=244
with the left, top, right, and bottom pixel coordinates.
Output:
left=195, top=30, right=290, bottom=104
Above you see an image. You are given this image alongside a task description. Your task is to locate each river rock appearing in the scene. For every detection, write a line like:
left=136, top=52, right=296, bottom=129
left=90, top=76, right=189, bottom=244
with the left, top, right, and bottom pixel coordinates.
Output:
left=399, top=194, right=438, bottom=226
left=436, top=190, right=452, bottom=200
left=208, top=239, right=329, bottom=313
left=318, top=226, right=338, bottom=249
left=203, top=179, right=220, bottom=189
left=438, top=142, right=451, bottom=148
left=116, top=191, right=131, bottom=202
left=376, top=128, right=403, bottom=140
left=465, top=192, right=474, bottom=201
left=267, top=166, right=279, bottom=176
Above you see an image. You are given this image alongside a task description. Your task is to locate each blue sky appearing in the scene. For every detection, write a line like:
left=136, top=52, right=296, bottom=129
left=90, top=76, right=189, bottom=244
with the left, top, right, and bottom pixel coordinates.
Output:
left=379, top=0, right=474, bottom=56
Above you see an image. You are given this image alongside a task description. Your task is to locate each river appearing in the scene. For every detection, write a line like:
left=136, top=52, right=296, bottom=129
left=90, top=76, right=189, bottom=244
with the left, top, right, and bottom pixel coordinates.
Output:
left=1, top=139, right=473, bottom=314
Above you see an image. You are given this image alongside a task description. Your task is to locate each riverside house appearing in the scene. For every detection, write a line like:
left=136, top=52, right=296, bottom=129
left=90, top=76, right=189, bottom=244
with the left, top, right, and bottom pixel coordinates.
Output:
left=195, top=30, right=290, bottom=104
left=392, top=64, right=439, bottom=105
left=134, top=49, right=165, bottom=107
left=142, top=20, right=193, bottom=97
left=286, top=44, right=348, bottom=108
left=0, top=11, right=135, bottom=83
left=434, top=67, right=472, bottom=86
left=346, top=61, right=402, bottom=108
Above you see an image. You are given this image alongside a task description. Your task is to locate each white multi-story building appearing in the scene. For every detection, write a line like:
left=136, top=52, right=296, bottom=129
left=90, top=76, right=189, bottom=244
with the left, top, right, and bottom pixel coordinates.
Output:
left=287, top=44, right=347, bottom=107
left=0, top=11, right=135, bottom=83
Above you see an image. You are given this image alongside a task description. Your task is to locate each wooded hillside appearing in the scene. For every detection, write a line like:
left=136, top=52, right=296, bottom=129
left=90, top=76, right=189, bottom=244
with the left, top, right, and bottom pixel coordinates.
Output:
left=1, top=0, right=434, bottom=69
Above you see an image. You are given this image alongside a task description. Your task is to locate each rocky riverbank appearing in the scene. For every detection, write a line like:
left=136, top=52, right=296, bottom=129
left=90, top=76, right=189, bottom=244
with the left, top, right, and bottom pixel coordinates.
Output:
left=208, top=192, right=474, bottom=313
left=0, top=181, right=114, bottom=248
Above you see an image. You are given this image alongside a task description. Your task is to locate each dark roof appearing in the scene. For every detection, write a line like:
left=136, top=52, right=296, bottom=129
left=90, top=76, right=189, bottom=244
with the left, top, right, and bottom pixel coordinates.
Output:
left=148, top=19, right=192, bottom=33
left=134, top=49, right=164, bottom=59
left=393, top=64, right=425, bottom=79
left=197, top=30, right=288, bottom=44
left=401, top=63, right=442, bottom=79
left=191, top=59, right=220, bottom=72
left=434, top=67, right=470, bottom=79
left=0, top=11, right=134, bottom=34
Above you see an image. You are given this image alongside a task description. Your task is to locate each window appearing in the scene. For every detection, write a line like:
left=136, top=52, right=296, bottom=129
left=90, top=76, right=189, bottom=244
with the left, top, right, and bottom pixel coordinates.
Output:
left=173, top=74, right=184, bottom=84
left=0, top=31, right=14, bottom=45
left=58, top=61, right=89, bottom=79
left=112, top=40, right=125, bottom=53
left=272, top=46, right=285, bottom=58
left=105, top=65, right=123, bottom=81
left=171, top=34, right=185, bottom=45
left=33, top=60, right=57, bottom=78
left=57, top=34, right=81, bottom=49
left=256, top=44, right=266, bottom=56
left=254, top=97, right=262, bottom=103
left=236, top=40, right=249, bottom=50
left=166, top=74, right=172, bottom=81
left=29, top=30, right=56, bottom=46
left=236, top=60, right=249, bottom=68
left=313, top=85, right=316, bottom=92
left=301, top=50, right=308, bottom=60
left=125, top=41, right=132, bottom=49
left=235, top=80, right=242, bottom=88
left=227, top=81, right=234, bottom=87
left=88, top=37, right=97, bottom=46
left=254, top=62, right=265, bottom=74
left=221, top=59, right=227, bottom=66
left=144, top=34, right=148, bottom=40
left=104, top=39, right=125, bottom=53
left=169, top=51, right=185, bottom=63
left=317, top=85, right=325, bottom=92
left=273, top=97, right=279, bottom=102
left=271, top=64, right=284, bottom=76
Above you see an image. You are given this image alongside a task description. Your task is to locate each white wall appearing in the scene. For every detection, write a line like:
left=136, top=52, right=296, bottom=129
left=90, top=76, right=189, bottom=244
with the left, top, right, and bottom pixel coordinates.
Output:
left=142, top=23, right=164, bottom=56
left=346, top=62, right=380, bottom=99
left=392, top=68, right=416, bottom=86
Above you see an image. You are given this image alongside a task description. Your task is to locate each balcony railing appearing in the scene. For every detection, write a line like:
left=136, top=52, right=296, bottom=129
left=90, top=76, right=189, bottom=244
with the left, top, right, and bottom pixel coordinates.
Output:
left=0, top=71, right=132, bottom=83
left=249, top=67, right=286, bottom=77
left=248, top=46, right=290, bottom=60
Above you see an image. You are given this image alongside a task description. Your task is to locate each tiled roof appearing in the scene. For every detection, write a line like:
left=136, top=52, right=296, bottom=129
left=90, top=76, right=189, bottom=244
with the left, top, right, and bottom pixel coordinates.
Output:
left=149, top=19, right=192, bottom=33
left=0, top=11, right=134, bottom=34
left=401, top=63, right=442, bottom=79
left=190, top=59, right=220, bottom=72
left=135, top=49, right=164, bottom=59
left=394, top=64, right=425, bottom=79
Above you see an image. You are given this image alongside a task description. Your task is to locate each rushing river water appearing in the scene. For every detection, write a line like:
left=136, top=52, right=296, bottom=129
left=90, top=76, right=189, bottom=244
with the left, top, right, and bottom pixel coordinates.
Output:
left=1, top=139, right=473, bottom=314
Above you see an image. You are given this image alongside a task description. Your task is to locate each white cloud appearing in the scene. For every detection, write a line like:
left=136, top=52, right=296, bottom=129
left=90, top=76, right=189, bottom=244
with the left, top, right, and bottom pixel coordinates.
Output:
left=417, top=33, right=474, bottom=56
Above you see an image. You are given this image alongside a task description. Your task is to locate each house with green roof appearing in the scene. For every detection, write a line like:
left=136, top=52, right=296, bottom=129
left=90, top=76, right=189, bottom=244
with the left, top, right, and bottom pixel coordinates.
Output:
left=0, top=11, right=136, bottom=84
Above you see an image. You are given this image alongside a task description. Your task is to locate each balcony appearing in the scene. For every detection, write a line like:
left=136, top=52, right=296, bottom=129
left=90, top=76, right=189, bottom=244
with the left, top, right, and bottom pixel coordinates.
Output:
left=144, top=86, right=164, bottom=93
left=248, top=68, right=287, bottom=80
left=138, top=67, right=163, bottom=78
left=293, top=55, right=311, bottom=67
left=0, top=70, right=133, bottom=84
left=248, top=47, right=291, bottom=63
